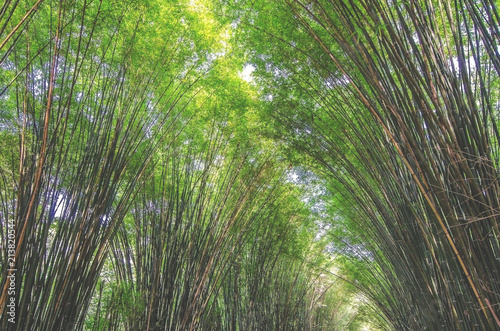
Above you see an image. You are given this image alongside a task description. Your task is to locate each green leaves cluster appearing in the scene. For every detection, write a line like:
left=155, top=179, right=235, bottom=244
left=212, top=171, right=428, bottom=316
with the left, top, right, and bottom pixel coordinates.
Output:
left=231, top=0, right=500, bottom=329
left=0, top=0, right=344, bottom=330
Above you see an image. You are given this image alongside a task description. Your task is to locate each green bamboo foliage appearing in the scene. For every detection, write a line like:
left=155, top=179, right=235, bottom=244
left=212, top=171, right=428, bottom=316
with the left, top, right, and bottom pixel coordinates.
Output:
left=240, top=0, right=500, bottom=329
left=0, top=1, right=212, bottom=329
left=0, top=0, right=45, bottom=55
left=214, top=239, right=344, bottom=330
left=215, top=210, right=312, bottom=330
left=289, top=0, right=500, bottom=328
left=100, top=128, right=323, bottom=330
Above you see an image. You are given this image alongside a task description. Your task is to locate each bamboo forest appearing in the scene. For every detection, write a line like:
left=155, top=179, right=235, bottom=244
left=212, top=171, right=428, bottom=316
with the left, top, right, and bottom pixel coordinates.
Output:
left=0, top=0, right=499, bottom=330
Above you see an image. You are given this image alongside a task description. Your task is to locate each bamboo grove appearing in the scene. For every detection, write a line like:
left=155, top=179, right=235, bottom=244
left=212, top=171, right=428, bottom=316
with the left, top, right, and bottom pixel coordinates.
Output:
left=0, top=0, right=357, bottom=330
left=231, top=0, right=500, bottom=329
left=1, top=0, right=499, bottom=330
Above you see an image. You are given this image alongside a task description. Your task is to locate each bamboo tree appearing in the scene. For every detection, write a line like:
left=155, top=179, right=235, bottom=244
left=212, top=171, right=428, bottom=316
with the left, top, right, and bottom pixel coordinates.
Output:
left=0, top=0, right=45, bottom=56
left=104, top=125, right=304, bottom=330
left=233, top=0, right=500, bottom=328
left=0, top=0, right=216, bottom=329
